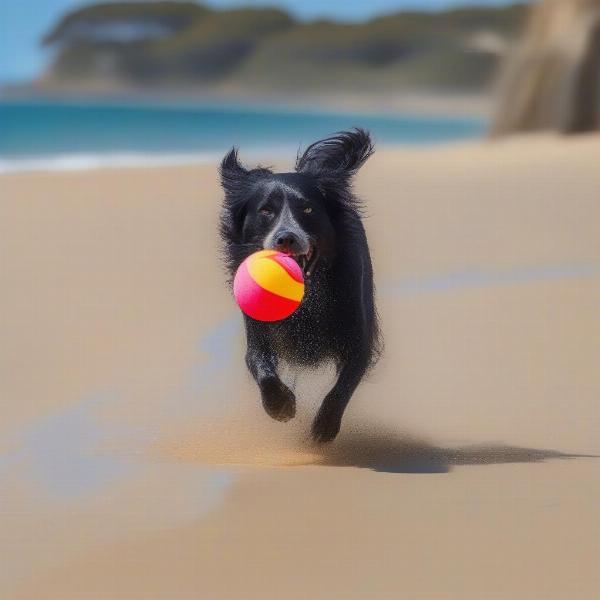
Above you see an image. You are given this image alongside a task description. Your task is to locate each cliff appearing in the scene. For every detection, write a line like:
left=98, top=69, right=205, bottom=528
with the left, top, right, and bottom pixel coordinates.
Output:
left=492, top=0, right=600, bottom=134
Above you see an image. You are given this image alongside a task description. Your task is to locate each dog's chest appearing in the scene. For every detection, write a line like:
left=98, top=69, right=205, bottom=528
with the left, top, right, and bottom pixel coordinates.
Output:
left=270, top=277, right=339, bottom=365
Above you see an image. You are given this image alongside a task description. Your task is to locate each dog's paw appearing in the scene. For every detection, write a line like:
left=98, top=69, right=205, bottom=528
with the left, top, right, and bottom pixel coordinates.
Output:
left=311, top=407, right=342, bottom=443
left=260, top=377, right=296, bottom=422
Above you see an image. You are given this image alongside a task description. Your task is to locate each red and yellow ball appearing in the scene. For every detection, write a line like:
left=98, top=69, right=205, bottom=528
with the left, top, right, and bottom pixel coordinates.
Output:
left=233, top=250, right=304, bottom=321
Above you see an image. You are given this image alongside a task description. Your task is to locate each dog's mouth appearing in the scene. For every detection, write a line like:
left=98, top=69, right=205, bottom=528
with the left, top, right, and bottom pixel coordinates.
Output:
left=290, top=246, right=319, bottom=277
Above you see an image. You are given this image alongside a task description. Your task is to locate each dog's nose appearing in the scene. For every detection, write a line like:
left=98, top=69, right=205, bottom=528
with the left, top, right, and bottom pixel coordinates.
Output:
left=274, top=231, right=300, bottom=253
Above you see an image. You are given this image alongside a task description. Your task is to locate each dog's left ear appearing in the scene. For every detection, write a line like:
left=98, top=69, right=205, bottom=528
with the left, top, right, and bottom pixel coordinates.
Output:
left=295, top=128, right=373, bottom=184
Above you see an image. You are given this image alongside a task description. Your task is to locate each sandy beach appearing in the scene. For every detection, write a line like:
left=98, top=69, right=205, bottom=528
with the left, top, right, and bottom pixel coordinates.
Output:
left=1, top=135, right=599, bottom=599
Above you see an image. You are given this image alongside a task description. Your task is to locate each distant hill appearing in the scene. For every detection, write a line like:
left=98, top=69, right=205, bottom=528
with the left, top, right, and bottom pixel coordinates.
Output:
left=39, top=1, right=527, bottom=95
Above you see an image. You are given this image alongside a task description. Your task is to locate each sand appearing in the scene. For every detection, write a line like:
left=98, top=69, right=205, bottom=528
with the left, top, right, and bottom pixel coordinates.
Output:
left=1, top=135, right=599, bottom=599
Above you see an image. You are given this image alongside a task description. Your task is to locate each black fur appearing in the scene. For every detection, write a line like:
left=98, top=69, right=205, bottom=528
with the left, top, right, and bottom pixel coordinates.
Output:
left=219, top=129, right=381, bottom=442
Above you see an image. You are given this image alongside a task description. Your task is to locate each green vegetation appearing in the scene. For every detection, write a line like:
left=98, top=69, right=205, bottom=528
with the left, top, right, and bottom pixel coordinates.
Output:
left=42, top=1, right=527, bottom=92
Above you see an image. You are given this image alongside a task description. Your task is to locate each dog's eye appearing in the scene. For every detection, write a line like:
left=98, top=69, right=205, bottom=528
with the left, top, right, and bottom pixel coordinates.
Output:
left=303, top=207, right=313, bottom=214
left=259, top=207, right=274, bottom=217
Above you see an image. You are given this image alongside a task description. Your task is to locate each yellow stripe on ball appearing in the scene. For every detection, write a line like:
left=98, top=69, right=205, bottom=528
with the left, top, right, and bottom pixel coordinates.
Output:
left=247, top=252, right=304, bottom=302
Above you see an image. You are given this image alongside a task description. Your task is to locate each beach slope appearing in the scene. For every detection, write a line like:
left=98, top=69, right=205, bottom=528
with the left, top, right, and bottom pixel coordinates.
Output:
left=1, top=135, right=599, bottom=599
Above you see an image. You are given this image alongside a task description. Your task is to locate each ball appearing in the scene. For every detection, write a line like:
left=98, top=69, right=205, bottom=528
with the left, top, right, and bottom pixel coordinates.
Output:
left=233, top=250, right=305, bottom=321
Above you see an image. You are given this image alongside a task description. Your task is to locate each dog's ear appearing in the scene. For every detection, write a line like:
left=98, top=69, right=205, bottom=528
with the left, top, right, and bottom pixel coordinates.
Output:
left=295, top=129, right=373, bottom=182
left=219, top=148, right=272, bottom=243
left=219, top=148, right=252, bottom=243
left=220, top=148, right=248, bottom=196
left=220, top=147, right=272, bottom=197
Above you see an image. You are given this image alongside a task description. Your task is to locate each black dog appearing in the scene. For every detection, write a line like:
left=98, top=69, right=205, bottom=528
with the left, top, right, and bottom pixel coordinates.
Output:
left=219, top=129, right=381, bottom=442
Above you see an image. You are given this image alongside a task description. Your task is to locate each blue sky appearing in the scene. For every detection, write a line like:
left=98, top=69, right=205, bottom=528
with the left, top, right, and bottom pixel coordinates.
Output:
left=0, top=0, right=524, bottom=83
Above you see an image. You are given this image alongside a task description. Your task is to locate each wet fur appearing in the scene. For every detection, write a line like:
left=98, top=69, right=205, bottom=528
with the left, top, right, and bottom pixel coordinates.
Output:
left=219, top=129, right=381, bottom=442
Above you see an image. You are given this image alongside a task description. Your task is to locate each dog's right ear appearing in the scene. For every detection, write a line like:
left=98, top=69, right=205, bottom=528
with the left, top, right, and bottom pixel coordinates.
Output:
left=220, top=148, right=248, bottom=196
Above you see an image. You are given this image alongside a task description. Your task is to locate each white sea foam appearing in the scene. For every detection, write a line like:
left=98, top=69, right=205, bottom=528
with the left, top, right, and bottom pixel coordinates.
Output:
left=0, top=152, right=221, bottom=174
left=0, top=143, right=304, bottom=174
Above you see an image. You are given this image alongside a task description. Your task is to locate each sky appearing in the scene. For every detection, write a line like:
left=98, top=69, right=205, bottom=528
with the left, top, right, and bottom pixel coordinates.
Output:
left=0, top=0, right=525, bottom=83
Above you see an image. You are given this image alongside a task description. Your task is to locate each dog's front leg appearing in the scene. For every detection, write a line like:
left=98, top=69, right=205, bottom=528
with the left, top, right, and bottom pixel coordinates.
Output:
left=312, top=351, right=370, bottom=443
left=244, top=319, right=295, bottom=422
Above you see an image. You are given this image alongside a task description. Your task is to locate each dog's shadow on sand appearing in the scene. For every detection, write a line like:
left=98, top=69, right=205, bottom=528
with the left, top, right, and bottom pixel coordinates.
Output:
left=313, top=430, right=596, bottom=474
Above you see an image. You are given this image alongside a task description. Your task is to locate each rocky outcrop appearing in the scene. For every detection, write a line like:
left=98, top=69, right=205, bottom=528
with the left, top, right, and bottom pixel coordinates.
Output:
left=39, top=1, right=525, bottom=94
left=491, top=0, right=600, bottom=134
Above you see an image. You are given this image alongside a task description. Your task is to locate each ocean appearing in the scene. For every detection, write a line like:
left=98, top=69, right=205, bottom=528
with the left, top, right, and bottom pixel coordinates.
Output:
left=0, top=99, right=483, bottom=172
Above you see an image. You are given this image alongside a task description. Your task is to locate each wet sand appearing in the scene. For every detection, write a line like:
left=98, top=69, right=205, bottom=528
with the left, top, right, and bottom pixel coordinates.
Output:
left=1, top=135, right=599, bottom=599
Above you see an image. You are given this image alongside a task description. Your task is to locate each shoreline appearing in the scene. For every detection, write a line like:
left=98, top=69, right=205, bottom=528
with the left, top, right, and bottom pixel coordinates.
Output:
left=0, top=151, right=221, bottom=175
left=4, top=132, right=600, bottom=176
left=0, top=140, right=471, bottom=175
left=0, top=96, right=487, bottom=174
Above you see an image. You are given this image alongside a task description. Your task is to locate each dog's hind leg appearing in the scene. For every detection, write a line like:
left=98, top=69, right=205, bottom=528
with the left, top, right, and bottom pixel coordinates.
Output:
left=244, top=319, right=296, bottom=422
left=311, top=351, right=370, bottom=443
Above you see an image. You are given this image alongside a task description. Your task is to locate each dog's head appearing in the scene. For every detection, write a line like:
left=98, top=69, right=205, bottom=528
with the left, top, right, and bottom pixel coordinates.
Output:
left=219, top=129, right=373, bottom=277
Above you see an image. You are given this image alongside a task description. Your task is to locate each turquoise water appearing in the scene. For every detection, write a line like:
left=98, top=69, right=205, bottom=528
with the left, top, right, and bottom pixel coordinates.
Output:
left=0, top=99, right=483, bottom=171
